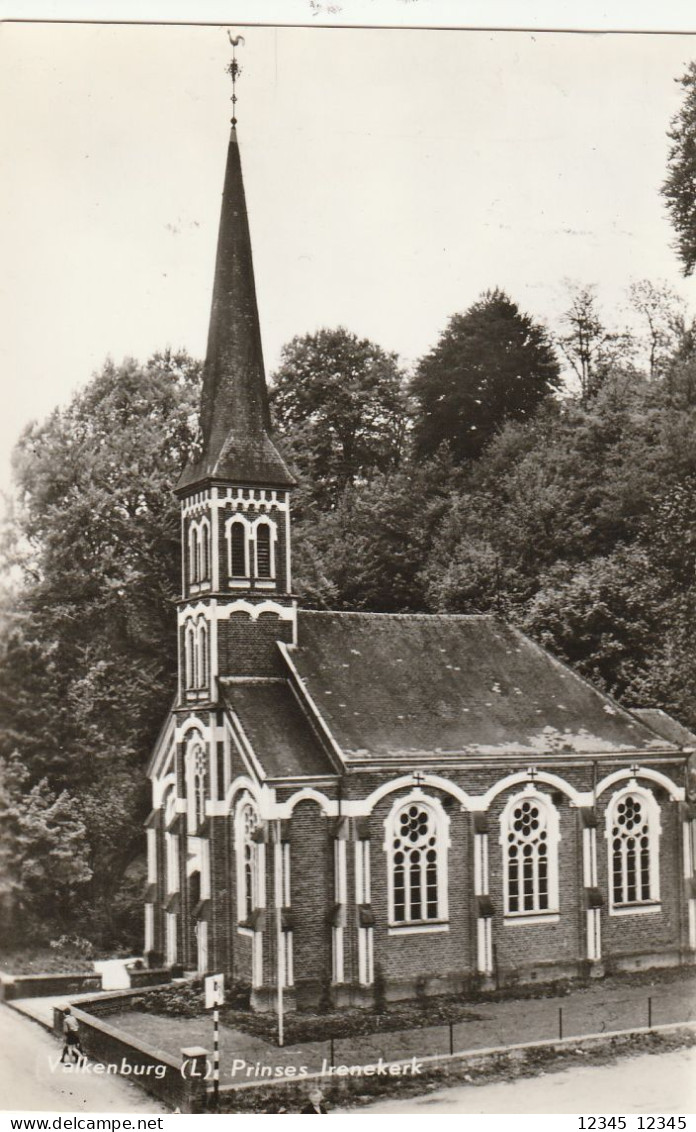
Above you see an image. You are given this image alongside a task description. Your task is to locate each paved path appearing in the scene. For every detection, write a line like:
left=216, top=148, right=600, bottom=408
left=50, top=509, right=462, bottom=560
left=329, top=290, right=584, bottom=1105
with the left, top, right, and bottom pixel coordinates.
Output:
left=108, top=972, right=696, bottom=1076
left=341, top=1045, right=696, bottom=1113
left=0, top=1004, right=166, bottom=1113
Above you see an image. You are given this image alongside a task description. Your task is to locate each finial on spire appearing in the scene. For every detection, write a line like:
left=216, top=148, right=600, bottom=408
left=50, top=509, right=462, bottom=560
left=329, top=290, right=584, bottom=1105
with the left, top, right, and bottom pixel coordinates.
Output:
left=226, top=32, right=245, bottom=127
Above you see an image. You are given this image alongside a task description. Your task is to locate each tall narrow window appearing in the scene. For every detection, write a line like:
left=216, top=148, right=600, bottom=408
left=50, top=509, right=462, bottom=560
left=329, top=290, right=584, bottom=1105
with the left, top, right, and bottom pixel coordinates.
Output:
left=501, top=791, right=559, bottom=918
left=386, top=796, right=448, bottom=926
left=186, top=742, right=207, bottom=833
left=200, top=520, right=211, bottom=582
left=189, top=524, right=199, bottom=584
left=229, top=520, right=248, bottom=578
left=184, top=622, right=196, bottom=690
left=236, top=798, right=262, bottom=924
left=197, top=619, right=209, bottom=690
left=255, top=523, right=272, bottom=579
left=607, top=788, right=660, bottom=910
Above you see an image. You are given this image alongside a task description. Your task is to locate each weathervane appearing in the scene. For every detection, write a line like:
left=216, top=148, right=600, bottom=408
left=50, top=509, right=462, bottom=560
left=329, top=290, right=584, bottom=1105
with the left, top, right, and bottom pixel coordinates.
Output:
left=226, top=32, right=245, bottom=126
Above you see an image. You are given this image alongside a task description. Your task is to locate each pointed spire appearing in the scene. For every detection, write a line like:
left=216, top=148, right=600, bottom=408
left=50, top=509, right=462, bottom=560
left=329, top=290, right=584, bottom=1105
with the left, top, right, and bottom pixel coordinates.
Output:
left=178, top=107, right=294, bottom=492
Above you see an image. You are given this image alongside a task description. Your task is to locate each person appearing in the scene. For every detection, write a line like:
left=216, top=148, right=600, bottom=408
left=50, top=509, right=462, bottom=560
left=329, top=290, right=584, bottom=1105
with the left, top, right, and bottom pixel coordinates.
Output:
left=300, top=1089, right=327, bottom=1114
left=60, top=1008, right=84, bottom=1065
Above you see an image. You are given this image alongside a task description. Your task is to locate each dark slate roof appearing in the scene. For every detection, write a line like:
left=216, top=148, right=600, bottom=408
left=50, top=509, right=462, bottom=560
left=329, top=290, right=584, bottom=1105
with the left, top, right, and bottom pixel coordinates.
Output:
left=178, top=128, right=294, bottom=492
left=289, top=612, right=672, bottom=760
left=220, top=679, right=336, bottom=779
left=631, top=708, right=696, bottom=749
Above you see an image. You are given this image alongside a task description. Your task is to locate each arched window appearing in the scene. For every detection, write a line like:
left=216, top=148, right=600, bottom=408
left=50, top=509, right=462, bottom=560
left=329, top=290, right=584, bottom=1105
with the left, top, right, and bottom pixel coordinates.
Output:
left=386, top=795, right=449, bottom=926
left=197, top=618, right=209, bottom=690
left=199, top=520, right=211, bottom=582
left=186, top=742, right=207, bottom=833
left=606, top=787, right=660, bottom=910
left=255, top=522, right=273, bottom=579
left=230, top=520, right=248, bottom=578
left=235, top=797, right=262, bottom=923
left=184, top=621, right=196, bottom=690
left=501, top=790, right=559, bottom=918
left=189, top=524, right=199, bottom=584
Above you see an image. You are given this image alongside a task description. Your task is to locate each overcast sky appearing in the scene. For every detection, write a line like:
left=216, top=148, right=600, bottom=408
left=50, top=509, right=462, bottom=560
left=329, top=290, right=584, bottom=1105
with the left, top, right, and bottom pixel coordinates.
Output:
left=1, top=21, right=696, bottom=497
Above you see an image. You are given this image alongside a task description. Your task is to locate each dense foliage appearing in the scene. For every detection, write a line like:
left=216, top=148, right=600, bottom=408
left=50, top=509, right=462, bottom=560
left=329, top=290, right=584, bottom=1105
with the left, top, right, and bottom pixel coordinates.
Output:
left=663, top=61, right=696, bottom=276
left=0, top=351, right=201, bottom=947
left=410, top=289, right=561, bottom=461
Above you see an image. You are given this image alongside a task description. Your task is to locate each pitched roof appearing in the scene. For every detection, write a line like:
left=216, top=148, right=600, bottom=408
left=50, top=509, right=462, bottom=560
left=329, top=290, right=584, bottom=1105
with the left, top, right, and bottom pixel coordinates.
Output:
left=178, top=128, right=294, bottom=492
left=631, top=708, right=696, bottom=749
left=289, top=612, right=672, bottom=761
left=220, top=679, right=336, bottom=779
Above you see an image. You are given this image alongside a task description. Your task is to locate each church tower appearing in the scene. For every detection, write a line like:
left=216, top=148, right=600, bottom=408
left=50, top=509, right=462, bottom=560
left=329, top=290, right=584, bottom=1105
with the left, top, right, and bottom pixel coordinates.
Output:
left=175, top=120, right=296, bottom=709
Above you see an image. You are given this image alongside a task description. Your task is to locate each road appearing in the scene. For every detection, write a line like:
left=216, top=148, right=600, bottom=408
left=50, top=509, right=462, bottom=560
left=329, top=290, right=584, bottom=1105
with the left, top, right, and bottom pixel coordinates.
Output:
left=0, top=1005, right=166, bottom=1113
left=344, top=1045, right=696, bottom=1114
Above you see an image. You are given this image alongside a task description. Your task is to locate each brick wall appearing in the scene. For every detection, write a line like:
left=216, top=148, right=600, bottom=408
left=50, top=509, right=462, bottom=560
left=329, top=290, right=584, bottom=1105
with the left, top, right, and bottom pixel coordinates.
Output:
left=288, top=801, right=332, bottom=1006
left=218, top=613, right=293, bottom=677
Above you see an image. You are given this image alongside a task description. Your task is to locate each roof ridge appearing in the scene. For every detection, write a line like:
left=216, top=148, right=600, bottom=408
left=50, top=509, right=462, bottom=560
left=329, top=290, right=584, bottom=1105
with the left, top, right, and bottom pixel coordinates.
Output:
left=297, top=609, right=495, bottom=621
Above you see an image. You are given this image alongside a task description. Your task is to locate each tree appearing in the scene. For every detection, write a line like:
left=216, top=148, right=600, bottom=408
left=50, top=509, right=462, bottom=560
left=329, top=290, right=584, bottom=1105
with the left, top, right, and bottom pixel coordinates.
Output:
left=270, top=328, right=408, bottom=507
left=0, top=754, right=92, bottom=944
left=411, top=289, right=560, bottom=463
left=628, top=280, right=685, bottom=380
left=0, top=350, right=202, bottom=944
left=662, top=61, right=696, bottom=276
left=556, top=285, right=634, bottom=401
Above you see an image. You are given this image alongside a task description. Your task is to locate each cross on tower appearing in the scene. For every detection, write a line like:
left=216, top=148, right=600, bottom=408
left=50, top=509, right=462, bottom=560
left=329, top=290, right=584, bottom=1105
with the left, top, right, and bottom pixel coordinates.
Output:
left=526, top=766, right=539, bottom=781
left=630, top=763, right=641, bottom=778
left=413, top=771, right=426, bottom=787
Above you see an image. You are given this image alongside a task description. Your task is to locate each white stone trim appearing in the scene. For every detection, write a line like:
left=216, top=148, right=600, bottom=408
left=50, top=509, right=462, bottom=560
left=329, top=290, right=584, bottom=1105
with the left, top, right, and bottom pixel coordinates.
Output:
left=358, top=926, right=374, bottom=984
left=165, top=912, right=177, bottom=966
left=388, top=922, right=449, bottom=935
left=146, top=829, right=157, bottom=884
left=195, top=920, right=208, bottom=975
left=596, top=767, right=683, bottom=803
left=144, top=904, right=154, bottom=953
left=476, top=918, right=493, bottom=974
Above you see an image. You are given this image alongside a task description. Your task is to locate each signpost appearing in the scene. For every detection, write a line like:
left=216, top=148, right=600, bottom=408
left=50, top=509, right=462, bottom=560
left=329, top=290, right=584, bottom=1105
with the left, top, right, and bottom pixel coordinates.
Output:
left=205, top=973, right=225, bottom=1107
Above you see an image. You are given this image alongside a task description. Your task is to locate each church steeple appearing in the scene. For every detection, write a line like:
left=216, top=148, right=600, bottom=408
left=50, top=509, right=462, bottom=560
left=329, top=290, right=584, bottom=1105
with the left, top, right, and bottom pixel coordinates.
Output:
left=177, top=122, right=294, bottom=492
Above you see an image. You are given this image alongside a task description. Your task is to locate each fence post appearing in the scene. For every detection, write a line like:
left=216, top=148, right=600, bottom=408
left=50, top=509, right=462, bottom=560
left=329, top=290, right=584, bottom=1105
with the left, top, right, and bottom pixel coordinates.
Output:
left=558, top=1006, right=563, bottom=1041
left=449, top=1020, right=454, bottom=1055
left=330, top=1036, right=335, bottom=1069
left=648, top=996, right=652, bottom=1030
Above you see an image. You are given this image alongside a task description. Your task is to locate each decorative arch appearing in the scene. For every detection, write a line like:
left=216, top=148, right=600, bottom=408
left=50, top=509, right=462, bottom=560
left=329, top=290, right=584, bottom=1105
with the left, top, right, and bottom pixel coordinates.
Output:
left=358, top=773, right=474, bottom=816
left=596, top=767, right=683, bottom=803
left=383, top=791, right=450, bottom=927
left=274, top=786, right=336, bottom=818
left=480, top=769, right=584, bottom=810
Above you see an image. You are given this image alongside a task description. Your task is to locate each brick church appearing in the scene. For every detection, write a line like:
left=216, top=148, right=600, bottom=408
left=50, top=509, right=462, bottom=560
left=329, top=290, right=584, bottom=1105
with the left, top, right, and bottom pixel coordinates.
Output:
left=145, top=100, right=696, bottom=1010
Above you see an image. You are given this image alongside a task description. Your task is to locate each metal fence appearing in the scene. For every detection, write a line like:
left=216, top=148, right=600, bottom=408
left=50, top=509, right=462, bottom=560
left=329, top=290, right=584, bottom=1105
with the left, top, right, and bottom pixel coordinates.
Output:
left=220, top=985, right=696, bottom=1080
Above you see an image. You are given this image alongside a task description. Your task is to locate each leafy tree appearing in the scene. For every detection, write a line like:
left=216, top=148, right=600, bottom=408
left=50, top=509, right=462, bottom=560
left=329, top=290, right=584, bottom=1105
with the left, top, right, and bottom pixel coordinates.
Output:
left=628, top=280, right=685, bottom=380
left=662, top=62, right=696, bottom=276
left=411, top=289, right=560, bottom=462
left=556, top=285, right=634, bottom=400
left=270, top=328, right=408, bottom=507
left=0, top=754, right=92, bottom=944
left=0, top=350, right=201, bottom=944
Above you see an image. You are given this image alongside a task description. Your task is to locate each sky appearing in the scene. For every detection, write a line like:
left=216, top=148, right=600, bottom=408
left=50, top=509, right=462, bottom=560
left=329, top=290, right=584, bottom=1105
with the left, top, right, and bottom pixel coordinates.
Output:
left=1, top=19, right=696, bottom=498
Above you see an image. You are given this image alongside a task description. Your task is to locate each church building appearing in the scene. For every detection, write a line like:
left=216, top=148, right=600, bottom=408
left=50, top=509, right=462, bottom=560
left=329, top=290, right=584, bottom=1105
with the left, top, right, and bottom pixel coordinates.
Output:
left=145, top=91, right=696, bottom=1010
